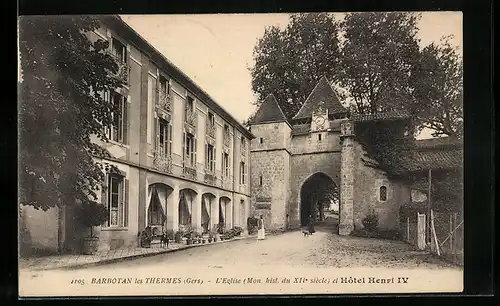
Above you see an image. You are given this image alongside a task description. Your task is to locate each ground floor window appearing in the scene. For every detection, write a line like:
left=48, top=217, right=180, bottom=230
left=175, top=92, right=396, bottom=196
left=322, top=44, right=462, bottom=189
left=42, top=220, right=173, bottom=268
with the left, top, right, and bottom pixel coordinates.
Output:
left=107, top=174, right=125, bottom=227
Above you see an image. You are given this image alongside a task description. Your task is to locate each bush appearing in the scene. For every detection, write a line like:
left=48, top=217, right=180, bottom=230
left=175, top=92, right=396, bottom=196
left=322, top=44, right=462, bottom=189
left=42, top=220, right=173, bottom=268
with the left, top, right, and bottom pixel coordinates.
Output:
left=166, top=229, right=175, bottom=240
left=247, top=217, right=258, bottom=234
left=76, top=200, right=109, bottom=237
left=362, top=211, right=379, bottom=232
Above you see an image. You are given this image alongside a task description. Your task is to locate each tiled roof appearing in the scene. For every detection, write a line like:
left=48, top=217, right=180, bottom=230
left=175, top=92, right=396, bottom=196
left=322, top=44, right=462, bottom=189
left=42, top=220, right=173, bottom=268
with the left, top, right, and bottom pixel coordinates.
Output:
left=415, top=137, right=463, bottom=150
left=395, top=137, right=463, bottom=174
left=251, top=94, right=288, bottom=124
left=351, top=110, right=411, bottom=122
left=292, top=76, right=347, bottom=120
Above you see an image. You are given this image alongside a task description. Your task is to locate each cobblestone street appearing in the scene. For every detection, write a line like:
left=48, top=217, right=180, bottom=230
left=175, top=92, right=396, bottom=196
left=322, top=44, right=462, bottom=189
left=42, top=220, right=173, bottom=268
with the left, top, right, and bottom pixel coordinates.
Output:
left=83, top=222, right=456, bottom=271
left=20, top=222, right=463, bottom=296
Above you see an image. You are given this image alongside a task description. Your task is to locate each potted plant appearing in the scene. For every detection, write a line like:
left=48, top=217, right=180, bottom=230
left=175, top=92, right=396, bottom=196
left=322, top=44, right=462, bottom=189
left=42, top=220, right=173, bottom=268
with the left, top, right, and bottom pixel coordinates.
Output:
left=184, top=230, right=194, bottom=245
left=77, top=200, right=109, bottom=255
left=362, top=210, right=379, bottom=233
left=140, top=226, right=153, bottom=248
left=174, top=230, right=184, bottom=243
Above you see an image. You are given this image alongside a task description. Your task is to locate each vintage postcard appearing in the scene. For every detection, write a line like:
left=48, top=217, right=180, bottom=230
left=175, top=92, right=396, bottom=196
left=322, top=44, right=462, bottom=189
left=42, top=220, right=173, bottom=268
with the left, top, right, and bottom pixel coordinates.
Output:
left=18, top=12, right=464, bottom=297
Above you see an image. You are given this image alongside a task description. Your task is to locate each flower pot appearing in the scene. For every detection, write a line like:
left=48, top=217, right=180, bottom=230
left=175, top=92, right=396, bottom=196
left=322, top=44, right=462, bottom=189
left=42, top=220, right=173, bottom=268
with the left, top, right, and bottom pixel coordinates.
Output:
left=182, top=237, right=187, bottom=244
left=82, top=237, right=99, bottom=255
left=187, top=239, right=193, bottom=245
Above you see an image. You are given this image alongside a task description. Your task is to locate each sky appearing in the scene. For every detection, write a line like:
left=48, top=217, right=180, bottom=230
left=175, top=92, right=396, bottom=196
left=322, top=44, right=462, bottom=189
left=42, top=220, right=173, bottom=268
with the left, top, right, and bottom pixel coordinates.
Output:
left=121, top=13, right=462, bottom=138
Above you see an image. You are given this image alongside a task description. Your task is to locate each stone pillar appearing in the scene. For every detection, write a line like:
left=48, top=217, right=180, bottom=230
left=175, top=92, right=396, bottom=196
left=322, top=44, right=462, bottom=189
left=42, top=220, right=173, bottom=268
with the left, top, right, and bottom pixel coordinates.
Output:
left=167, top=185, right=179, bottom=232
left=339, top=120, right=355, bottom=236
left=211, top=196, right=219, bottom=231
left=191, top=193, right=202, bottom=233
left=226, top=199, right=233, bottom=228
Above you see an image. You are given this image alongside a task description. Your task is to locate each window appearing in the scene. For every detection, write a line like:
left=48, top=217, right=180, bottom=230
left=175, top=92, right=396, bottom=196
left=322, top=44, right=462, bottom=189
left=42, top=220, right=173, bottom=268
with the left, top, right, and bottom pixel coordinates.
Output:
left=206, top=144, right=216, bottom=172
left=222, top=153, right=230, bottom=177
left=259, top=137, right=263, bottom=144
left=240, top=161, right=246, bottom=185
left=159, top=76, right=169, bottom=96
left=183, top=132, right=196, bottom=166
left=106, top=92, right=126, bottom=144
left=111, top=38, right=127, bottom=63
left=208, top=112, right=215, bottom=126
left=107, top=175, right=125, bottom=227
left=318, top=134, right=322, bottom=141
left=185, top=96, right=194, bottom=117
left=241, top=136, right=246, bottom=148
left=259, top=175, right=263, bottom=186
left=158, top=119, right=172, bottom=156
left=380, top=186, right=387, bottom=201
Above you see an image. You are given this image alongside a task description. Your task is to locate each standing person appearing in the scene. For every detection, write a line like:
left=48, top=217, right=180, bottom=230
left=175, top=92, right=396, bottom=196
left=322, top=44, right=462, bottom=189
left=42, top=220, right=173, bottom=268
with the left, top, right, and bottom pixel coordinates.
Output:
left=307, top=214, right=316, bottom=234
left=257, top=215, right=266, bottom=240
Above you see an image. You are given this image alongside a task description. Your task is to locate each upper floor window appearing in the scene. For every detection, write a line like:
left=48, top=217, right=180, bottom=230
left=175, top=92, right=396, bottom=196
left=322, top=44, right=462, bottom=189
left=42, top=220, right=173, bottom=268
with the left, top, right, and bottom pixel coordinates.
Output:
left=222, top=153, right=230, bottom=177
left=379, top=186, right=387, bottom=201
left=241, top=136, right=246, bottom=148
left=157, top=119, right=172, bottom=156
left=259, top=175, right=263, bottom=186
left=208, top=112, right=215, bottom=126
left=318, top=134, right=322, bottom=141
left=106, top=174, right=125, bottom=227
left=159, top=75, right=169, bottom=95
left=183, top=132, right=196, bottom=166
left=206, top=144, right=216, bottom=172
left=106, top=92, right=127, bottom=144
left=240, top=161, right=246, bottom=185
left=111, top=38, right=127, bottom=63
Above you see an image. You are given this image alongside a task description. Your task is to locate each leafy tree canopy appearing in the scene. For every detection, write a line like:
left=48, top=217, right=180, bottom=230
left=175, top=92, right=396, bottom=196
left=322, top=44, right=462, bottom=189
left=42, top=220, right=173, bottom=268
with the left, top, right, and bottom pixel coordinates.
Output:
left=250, top=12, right=463, bottom=139
left=19, top=16, right=123, bottom=211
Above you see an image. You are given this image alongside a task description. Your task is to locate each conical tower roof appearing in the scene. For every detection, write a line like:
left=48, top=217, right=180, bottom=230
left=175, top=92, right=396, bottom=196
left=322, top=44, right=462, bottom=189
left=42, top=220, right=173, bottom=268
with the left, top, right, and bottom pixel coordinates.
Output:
left=292, top=76, right=347, bottom=120
left=251, top=94, right=288, bottom=124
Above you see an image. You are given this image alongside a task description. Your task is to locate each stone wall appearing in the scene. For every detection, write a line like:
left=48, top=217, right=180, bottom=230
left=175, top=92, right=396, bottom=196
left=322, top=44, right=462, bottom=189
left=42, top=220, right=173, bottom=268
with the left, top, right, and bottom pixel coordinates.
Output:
left=19, top=205, right=59, bottom=257
left=289, top=151, right=341, bottom=229
left=352, top=141, right=411, bottom=231
left=250, top=149, right=290, bottom=232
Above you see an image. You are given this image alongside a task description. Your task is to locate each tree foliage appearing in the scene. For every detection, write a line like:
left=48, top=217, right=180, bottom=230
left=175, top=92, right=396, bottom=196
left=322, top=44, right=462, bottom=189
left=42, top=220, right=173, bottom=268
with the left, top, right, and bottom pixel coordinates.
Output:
left=250, top=12, right=463, bottom=139
left=250, top=13, right=342, bottom=120
left=19, top=16, right=122, bottom=211
left=339, top=12, right=423, bottom=116
left=416, top=37, right=463, bottom=138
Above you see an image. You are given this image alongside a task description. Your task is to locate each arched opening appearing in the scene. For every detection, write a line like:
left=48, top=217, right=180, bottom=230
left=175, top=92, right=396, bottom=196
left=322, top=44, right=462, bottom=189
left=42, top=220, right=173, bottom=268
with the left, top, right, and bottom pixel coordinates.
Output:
left=201, top=193, right=216, bottom=234
left=300, top=172, right=339, bottom=228
left=179, top=188, right=197, bottom=231
left=218, top=196, right=231, bottom=233
left=147, top=183, right=172, bottom=235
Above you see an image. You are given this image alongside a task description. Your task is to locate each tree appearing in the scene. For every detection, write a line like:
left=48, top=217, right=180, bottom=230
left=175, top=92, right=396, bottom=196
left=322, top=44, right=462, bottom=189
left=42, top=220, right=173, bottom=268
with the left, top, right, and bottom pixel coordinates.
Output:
left=339, top=12, right=423, bottom=116
left=250, top=13, right=342, bottom=120
left=416, top=37, right=463, bottom=138
left=19, top=16, right=123, bottom=211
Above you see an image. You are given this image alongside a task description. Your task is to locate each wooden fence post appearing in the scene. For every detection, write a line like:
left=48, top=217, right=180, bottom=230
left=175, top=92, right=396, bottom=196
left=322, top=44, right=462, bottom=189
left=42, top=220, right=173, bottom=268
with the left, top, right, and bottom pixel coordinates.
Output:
left=430, top=209, right=440, bottom=256
left=449, top=213, right=454, bottom=254
left=407, top=216, right=410, bottom=242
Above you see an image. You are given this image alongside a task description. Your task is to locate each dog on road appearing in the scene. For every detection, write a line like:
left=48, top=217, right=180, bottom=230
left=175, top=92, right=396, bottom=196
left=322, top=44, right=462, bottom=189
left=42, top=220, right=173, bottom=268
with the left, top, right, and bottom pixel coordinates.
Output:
left=302, top=229, right=312, bottom=237
left=160, top=233, right=169, bottom=248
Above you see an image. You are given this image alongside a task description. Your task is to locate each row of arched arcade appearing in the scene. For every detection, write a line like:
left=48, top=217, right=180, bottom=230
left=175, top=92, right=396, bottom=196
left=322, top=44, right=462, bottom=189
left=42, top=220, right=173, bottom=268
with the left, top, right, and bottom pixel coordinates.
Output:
left=145, top=182, right=249, bottom=235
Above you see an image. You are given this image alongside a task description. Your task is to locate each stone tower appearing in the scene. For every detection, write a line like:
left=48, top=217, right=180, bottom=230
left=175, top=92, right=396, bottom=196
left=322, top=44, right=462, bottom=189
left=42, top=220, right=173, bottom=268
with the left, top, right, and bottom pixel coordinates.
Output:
left=249, top=94, right=291, bottom=232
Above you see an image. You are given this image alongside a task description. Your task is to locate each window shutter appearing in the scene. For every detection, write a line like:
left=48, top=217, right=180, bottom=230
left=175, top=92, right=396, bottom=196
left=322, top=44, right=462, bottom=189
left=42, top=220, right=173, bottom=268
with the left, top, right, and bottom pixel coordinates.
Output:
left=155, top=117, right=160, bottom=151
left=101, top=174, right=109, bottom=227
left=193, top=137, right=197, bottom=166
left=168, top=124, right=173, bottom=156
left=155, top=78, right=160, bottom=107
left=123, top=96, right=129, bottom=145
left=182, top=132, right=186, bottom=162
left=123, top=178, right=129, bottom=227
left=213, top=147, right=216, bottom=172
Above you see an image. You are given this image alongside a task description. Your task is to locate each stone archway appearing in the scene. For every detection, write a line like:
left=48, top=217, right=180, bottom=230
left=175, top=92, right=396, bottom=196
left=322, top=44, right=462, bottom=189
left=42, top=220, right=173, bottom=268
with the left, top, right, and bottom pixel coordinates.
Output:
left=201, top=192, right=216, bottom=233
left=147, top=183, right=173, bottom=235
left=219, top=196, right=232, bottom=231
left=179, top=188, right=197, bottom=231
left=299, top=172, right=339, bottom=228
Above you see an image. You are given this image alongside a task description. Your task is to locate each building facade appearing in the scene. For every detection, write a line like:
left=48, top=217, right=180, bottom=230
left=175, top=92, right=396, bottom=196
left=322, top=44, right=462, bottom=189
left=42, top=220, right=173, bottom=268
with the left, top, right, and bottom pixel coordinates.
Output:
left=20, top=15, right=254, bottom=255
left=249, top=77, right=412, bottom=235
